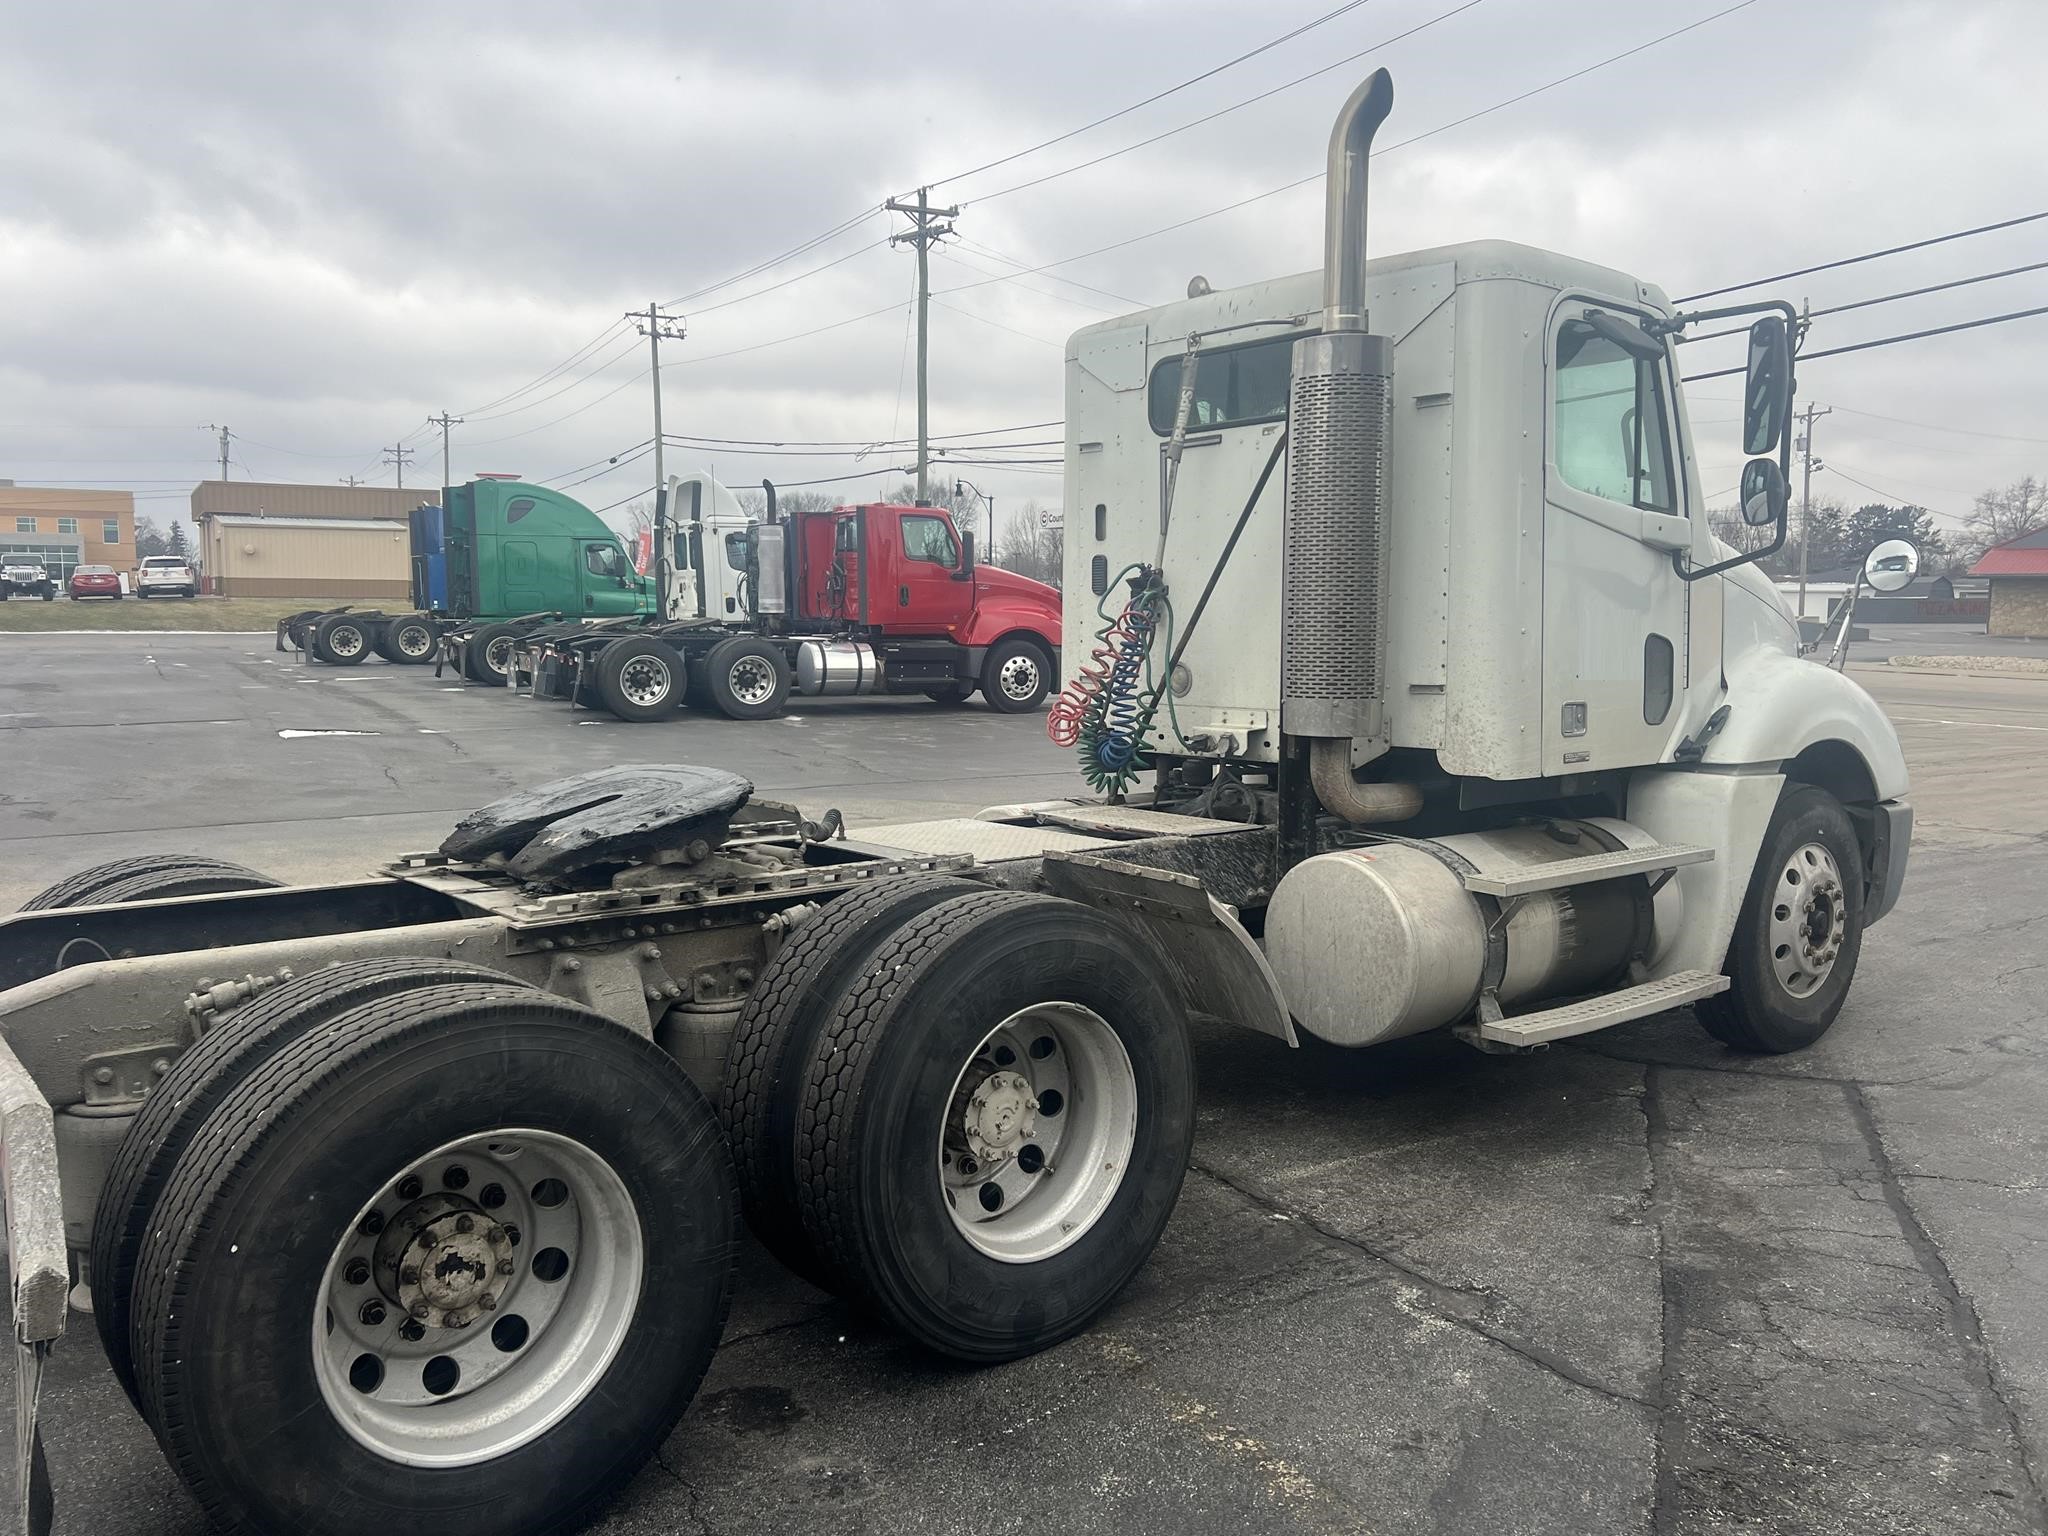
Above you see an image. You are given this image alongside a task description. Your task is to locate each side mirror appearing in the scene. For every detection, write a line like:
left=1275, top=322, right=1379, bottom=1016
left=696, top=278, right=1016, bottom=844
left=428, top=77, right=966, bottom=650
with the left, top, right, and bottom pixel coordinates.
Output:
left=1739, top=458, right=1787, bottom=528
left=1742, top=315, right=1792, bottom=455
left=1863, top=538, right=1919, bottom=593
left=952, top=531, right=975, bottom=582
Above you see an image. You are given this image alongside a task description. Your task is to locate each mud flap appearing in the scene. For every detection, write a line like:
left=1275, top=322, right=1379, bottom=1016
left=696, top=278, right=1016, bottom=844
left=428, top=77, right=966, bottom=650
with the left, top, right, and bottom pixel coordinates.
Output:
left=0, top=1038, right=65, bottom=1536
left=1040, top=850, right=1297, bottom=1045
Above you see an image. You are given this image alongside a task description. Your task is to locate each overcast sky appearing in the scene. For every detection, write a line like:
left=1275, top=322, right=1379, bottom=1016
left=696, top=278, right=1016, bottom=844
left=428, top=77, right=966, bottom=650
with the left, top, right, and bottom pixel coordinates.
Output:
left=2, top=0, right=2042, bottom=542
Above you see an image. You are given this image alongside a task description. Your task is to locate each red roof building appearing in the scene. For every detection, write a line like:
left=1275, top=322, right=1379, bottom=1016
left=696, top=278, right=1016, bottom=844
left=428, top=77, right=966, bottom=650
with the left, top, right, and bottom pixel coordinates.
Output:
left=1969, top=528, right=2048, bottom=637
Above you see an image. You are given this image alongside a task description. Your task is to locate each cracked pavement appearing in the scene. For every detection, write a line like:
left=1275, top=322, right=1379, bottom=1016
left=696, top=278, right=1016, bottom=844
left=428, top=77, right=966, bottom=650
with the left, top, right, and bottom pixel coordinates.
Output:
left=2, top=637, right=2044, bottom=1533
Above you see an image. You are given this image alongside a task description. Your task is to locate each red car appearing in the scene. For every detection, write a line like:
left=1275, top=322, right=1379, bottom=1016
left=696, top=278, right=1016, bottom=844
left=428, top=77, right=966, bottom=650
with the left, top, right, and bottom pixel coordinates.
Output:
left=69, top=564, right=122, bottom=599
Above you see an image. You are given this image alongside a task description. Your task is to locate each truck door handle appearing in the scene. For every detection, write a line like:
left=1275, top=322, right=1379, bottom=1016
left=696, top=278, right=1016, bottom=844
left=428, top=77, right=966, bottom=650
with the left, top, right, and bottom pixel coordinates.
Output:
left=899, top=585, right=910, bottom=606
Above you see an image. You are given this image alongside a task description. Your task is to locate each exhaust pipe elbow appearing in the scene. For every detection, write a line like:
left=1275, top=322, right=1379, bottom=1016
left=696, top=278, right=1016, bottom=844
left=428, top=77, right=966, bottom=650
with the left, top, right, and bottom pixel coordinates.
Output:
left=1309, top=737, right=1422, bottom=824
left=1322, top=68, right=1394, bottom=334
left=761, top=479, right=780, bottom=524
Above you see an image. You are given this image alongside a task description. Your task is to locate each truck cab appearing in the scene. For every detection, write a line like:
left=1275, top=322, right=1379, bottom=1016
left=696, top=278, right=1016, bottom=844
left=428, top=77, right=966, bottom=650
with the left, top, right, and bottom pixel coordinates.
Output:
left=439, top=480, right=650, bottom=620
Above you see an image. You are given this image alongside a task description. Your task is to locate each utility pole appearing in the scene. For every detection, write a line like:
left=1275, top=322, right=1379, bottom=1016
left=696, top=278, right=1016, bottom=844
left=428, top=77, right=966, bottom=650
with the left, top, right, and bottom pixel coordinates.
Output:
left=628, top=303, right=687, bottom=615
left=887, top=188, right=958, bottom=503
left=1794, top=402, right=1831, bottom=624
left=205, top=424, right=231, bottom=481
left=428, top=412, right=464, bottom=489
left=338, top=475, right=365, bottom=488
left=382, top=443, right=415, bottom=489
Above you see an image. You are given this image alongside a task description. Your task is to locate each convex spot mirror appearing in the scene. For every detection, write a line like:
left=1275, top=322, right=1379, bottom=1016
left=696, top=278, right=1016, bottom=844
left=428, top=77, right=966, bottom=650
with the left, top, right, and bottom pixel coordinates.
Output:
left=1740, top=458, right=1788, bottom=528
left=1864, top=538, right=1919, bottom=594
left=1743, top=316, right=1792, bottom=455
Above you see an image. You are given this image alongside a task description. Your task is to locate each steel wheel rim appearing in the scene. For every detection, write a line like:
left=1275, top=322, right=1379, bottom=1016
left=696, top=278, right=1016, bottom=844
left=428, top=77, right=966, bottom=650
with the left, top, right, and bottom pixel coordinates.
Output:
left=727, top=654, right=776, bottom=706
left=1766, top=840, right=1847, bottom=998
left=937, top=1002, right=1137, bottom=1264
left=397, top=625, right=433, bottom=658
left=484, top=637, right=515, bottom=676
left=997, top=653, right=1040, bottom=701
left=312, top=1128, right=645, bottom=1468
left=620, top=654, right=672, bottom=706
left=330, top=625, right=365, bottom=657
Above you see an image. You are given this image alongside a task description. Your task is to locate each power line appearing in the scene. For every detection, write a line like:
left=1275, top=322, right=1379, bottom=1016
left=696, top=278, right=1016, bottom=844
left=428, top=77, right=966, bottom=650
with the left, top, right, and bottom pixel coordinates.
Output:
left=590, top=485, right=658, bottom=516
left=1676, top=210, right=2048, bottom=305
left=558, top=443, right=656, bottom=491
left=462, top=367, right=654, bottom=448
left=1821, top=462, right=1968, bottom=526
left=933, top=2, right=1765, bottom=301
left=1681, top=304, right=2048, bottom=381
left=930, top=298, right=1063, bottom=348
left=681, top=236, right=892, bottom=318
left=1825, top=403, right=2048, bottom=447
left=660, top=421, right=1064, bottom=449
left=953, top=238, right=1144, bottom=308
left=536, top=440, right=656, bottom=485
left=1679, top=259, right=2048, bottom=343
left=965, top=0, right=1487, bottom=206
left=456, top=318, right=634, bottom=418
left=462, top=332, right=645, bottom=424
left=925, top=0, right=1378, bottom=192
left=663, top=209, right=884, bottom=310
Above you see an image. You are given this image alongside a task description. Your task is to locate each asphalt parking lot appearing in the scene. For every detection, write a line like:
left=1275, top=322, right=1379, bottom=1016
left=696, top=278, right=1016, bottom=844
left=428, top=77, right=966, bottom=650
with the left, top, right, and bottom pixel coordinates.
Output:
left=2, top=628, right=2044, bottom=1535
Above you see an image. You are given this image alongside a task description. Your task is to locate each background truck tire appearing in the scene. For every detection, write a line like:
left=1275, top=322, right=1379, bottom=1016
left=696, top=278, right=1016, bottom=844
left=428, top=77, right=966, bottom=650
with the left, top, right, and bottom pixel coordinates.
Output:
left=376, top=615, right=438, bottom=665
left=90, top=956, right=527, bottom=1411
left=1696, top=784, right=1867, bottom=1054
left=17, top=853, right=280, bottom=913
left=979, top=636, right=1053, bottom=713
left=461, top=623, right=522, bottom=685
left=793, top=890, right=1194, bottom=1361
left=311, top=613, right=372, bottom=666
left=131, top=984, right=735, bottom=1536
left=594, top=636, right=686, bottom=721
left=923, top=682, right=975, bottom=705
left=721, top=874, right=978, bottom=1282
left=705, top=635, right=792, bottom=720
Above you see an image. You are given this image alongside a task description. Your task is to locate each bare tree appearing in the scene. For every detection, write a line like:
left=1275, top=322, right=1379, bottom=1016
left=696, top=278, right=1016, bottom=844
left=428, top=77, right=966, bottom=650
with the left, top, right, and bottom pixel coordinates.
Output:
left=1958, top=475, right=2048, bottom=564
left=990, top=501, right=1062, bottom=587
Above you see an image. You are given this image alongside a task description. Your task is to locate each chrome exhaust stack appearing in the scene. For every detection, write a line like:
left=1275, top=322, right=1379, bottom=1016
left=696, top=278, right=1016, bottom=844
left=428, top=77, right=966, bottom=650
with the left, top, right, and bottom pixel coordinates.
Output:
left=1280, top=68, right=1404, bottom=819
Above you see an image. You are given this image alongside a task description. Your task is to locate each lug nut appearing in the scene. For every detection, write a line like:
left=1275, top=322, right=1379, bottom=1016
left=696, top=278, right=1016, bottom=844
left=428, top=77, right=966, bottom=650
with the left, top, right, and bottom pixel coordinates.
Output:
left=357, top=1210, right=384, bottom=1236
left=399, top=1320, right=426, bottom=1343
left=410, top=1301, right=432, bottom=1320
left=397, top=1175, right=423, bottom=1200
left=92, top=1067, right=115, bottom=1086
left=359, top=1300, right=387, bottom=1327
left=344, top=1258, right=370, bottom=1286
left=455, top=1215, right=474, bottom=1235
left=497, top=1258, right=516, bottom=1276
left=417, top=1229, right=437, bottom=1249
left=479, top=1294, right=497, bottom=1312
left=401, top=1266, right=420, bottom=1286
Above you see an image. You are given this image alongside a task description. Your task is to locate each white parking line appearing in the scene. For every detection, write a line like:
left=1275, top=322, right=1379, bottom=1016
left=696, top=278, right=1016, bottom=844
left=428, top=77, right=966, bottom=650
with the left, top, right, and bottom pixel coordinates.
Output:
left=1890, top=715, right=2048, bottom=733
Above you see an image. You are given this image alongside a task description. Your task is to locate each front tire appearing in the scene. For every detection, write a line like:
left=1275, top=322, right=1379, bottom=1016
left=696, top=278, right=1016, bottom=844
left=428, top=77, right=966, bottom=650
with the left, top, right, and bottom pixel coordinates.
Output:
left=794, top=890, right=1194, bottom=1361
left=1696, top=785, right=1866, bottom=1054
left=980, top=637, right=1052, bottom=713
left=131, top=985, right=735, bottom=1536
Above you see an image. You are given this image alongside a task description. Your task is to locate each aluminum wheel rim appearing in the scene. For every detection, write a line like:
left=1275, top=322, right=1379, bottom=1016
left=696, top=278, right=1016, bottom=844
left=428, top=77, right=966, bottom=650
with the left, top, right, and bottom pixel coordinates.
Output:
left=997, top=653, right=1041, bottom=702
left=619, top=655, right=672, bottom=706
left=937, top=1002, right=1137, bottom=1264
left=396, top=625, right=433, bottom=658
left=330, top=625, right=365, bottom=657
left=484, top=637, right=515, bottom=676
left=312, top=1128, right=644, bottom=1468
left=727, top=654, right=776, bottom=706
left=1767, top=840, right=1847, bottom=998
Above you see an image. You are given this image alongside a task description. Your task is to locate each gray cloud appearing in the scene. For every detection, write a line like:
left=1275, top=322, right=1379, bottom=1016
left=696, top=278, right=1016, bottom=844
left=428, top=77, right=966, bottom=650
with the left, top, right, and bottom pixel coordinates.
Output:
left=3, top=0, right=2042, bottom=536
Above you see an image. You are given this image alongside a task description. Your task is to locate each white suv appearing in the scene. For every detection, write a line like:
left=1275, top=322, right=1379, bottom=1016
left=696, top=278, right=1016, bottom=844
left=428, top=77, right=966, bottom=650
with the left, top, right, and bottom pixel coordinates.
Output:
left=136, top=555, right=198, bottom=598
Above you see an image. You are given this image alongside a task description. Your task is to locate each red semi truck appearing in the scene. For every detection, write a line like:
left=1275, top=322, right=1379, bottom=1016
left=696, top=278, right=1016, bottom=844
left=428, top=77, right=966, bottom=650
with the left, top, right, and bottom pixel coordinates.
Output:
left=520, top=487, right=1062, bottom=721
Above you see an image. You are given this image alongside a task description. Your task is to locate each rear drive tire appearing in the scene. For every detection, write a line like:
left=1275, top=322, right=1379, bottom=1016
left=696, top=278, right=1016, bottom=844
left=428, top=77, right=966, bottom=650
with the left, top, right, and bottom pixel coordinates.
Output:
left=312, top=614, right=372, bottom=666
left=593, top=636, right=686, bottom=722
left=721, top=874, right=978, bottom=1283
left=132, top=985, right=735, bottom=1536
left=793, top=890, right=1194, bottom=1361
left=704, top=636, right=791, bottom=720
left=980, top=637, right=1052, bottom=713
left=461, top=623, right=522, bottom=686
left=923, top=682, right=975, bottom=705
left=1696, top=785, right=1866, bottom=1054
left=18, top=854, right=280, bottom=913
left=91, top=957, right=528, bottom=1412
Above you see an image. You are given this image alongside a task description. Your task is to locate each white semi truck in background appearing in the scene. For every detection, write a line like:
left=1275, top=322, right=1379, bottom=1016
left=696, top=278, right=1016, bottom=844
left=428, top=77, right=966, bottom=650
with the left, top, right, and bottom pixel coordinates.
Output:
left=0, top=68, right=1908, bottom=1536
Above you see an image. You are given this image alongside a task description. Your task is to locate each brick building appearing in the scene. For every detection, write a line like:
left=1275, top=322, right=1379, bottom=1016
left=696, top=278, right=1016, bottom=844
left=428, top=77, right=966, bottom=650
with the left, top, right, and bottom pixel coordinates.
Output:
left=1970, top=529, right=2048, bottom=638
left=0, top=484, right=136, bottom=581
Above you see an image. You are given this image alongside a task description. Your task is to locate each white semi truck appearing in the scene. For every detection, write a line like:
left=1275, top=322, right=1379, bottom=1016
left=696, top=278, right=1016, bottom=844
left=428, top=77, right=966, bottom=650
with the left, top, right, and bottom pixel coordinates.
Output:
left=0, top=69, right=1907, bottom=1536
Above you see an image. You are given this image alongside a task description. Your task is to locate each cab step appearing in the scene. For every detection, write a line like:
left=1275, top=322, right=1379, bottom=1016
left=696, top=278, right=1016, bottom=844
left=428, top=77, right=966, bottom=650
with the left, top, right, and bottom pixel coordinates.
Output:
left=1477, top=968, right=1729, bottom=1046
left=1461, top=842, right=1713, bottom=898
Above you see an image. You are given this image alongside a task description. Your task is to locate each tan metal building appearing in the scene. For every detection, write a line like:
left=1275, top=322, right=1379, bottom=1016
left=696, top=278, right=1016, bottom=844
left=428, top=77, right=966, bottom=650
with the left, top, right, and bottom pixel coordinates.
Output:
left=202, top=515, right=411, bottom=600
left=190, top=480, right=428, bottom=598
left=0, top=484, right=136, bottom=581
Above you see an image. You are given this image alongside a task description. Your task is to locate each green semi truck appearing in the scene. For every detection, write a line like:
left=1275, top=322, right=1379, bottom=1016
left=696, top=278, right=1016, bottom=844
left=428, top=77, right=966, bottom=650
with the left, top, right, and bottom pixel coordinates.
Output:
left=277, top=479, right=653, bottom=678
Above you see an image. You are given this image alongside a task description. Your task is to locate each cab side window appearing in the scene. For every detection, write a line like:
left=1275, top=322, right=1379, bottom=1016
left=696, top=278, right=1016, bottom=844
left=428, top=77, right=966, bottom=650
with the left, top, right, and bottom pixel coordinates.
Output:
left=1554, top=318, right=1677, bottom=514
left=583, top=543, right=626, bottom=579
left=900, top=515, right=958, bottom=568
